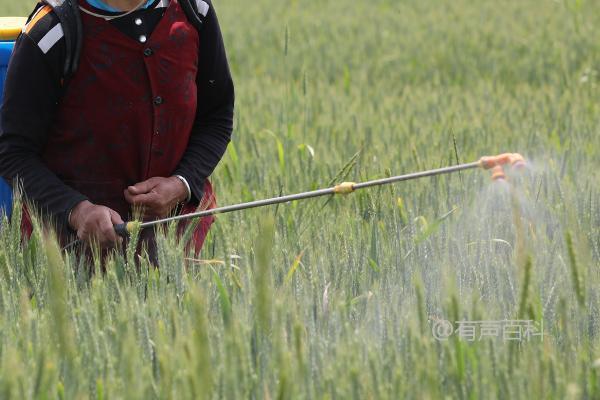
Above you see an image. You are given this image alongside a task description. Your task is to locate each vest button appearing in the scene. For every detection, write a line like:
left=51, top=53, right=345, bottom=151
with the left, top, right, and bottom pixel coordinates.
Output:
left=153, top=96, right=163, bottom=105
left=144, top=48, right=153, bottom=57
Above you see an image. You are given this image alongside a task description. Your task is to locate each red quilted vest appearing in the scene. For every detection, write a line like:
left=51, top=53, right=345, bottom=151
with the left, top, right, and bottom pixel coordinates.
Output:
left=25, top=0, right=215, bottom=254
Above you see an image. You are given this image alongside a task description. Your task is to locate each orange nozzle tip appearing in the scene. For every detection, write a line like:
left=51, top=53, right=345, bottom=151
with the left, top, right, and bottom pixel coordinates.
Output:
left=491, top=165, right=506, bottom=181
left=509, top=153, right=527, bottom=169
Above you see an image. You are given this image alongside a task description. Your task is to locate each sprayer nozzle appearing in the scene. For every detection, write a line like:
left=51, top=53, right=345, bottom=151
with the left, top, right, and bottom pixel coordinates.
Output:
left=509, top=153, right=527, bottom=170
left=480, top=152, right=527, bottom=170
left=490, top=165, right=506, bottom=181
left=479, top=153, right=513, bottom=169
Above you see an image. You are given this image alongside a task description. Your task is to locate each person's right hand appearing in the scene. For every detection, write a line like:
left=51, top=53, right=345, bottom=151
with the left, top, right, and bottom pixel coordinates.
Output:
left=68, top=200, right=124, bottom=247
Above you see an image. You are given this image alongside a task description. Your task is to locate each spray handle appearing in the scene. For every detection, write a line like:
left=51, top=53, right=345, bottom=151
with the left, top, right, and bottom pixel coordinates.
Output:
left=113, top=223, right=131, bottom=238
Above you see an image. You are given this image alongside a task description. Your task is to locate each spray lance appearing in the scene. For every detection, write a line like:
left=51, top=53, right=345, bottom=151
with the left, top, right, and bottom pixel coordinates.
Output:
left=106, top=153, right=526, bottom=238
left=61, top=153, right=525, bottom=249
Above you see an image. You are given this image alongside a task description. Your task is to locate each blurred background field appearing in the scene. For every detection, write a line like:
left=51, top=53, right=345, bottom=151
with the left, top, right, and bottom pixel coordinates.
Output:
left=0, top=0, right=599, bottom=398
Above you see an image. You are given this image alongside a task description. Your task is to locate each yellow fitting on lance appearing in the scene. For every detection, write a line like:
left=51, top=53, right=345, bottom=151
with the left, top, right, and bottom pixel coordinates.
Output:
left=490, top=165, right=506, bottom=181
left=126, top=221, right=141, bottom=232
left=334, top=182, right=356, bottom=194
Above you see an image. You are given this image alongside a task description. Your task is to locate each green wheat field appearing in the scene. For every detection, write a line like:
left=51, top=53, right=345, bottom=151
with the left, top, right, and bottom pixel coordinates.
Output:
left=1, top=0, right=599, bottom=398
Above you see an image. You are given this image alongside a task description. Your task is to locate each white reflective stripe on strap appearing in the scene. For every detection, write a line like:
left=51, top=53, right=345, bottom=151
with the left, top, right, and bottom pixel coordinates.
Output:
left=194, top=0, right=209, bottom=17
left=37, top=23, right=64, bottom=54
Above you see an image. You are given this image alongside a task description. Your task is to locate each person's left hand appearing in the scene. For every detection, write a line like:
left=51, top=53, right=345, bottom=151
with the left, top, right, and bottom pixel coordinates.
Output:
left=124, top=176, right=188, bottom=219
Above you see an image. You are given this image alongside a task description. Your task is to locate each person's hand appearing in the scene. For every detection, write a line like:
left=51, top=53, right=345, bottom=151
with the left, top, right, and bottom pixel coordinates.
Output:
left=69, top=200, right=124, bottom=247
left=124, top=176, right=188, bottom=219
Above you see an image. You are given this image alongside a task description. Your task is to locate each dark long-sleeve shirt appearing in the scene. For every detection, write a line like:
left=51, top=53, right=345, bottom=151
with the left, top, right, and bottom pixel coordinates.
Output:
left=0, top=0, right=234, bottom=226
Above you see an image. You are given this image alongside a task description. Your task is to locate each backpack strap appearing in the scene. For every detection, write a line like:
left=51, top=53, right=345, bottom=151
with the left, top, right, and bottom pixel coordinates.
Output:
left=42, top=0, right=82, bottom=81
left=31, top=0, right=204, bottom=80
left=180, top=0, right=209, bottom=31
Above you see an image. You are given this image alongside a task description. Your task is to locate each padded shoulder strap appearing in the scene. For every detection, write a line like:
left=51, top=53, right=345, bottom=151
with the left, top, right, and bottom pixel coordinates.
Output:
left=36, top=0, right=204, bottom=79
left=180, top=0, right=209, bottom=32
left=42, top=0, right=82, bottom=79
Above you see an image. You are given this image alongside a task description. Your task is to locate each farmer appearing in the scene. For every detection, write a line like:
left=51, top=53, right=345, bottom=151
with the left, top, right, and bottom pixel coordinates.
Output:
left=0, top=0, right=234, bottom=258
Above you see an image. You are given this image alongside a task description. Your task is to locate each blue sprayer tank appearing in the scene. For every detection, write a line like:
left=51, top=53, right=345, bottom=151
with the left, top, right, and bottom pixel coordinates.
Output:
left=0, top=17, right=27, bottom=217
